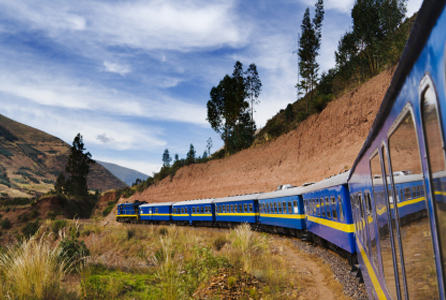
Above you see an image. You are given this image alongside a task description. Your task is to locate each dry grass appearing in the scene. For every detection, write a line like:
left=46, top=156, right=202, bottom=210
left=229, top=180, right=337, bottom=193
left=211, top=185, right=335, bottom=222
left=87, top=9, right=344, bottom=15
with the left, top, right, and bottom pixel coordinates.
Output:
left=0, top=233, right=71, bottom=300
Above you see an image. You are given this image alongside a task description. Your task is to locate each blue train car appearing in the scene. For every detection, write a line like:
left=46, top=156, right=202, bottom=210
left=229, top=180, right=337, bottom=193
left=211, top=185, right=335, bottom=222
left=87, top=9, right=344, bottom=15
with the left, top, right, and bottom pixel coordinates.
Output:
left=348, top=1, right=446, bottom=298
left=301, top=172, right=355, bottom=256
left=214, top=194, right=261, bottom=227
left=116, top=201, right=145, bottom=223
left=172, top=199, right=215, bottom=226
left=257, top=186, right=305, bottom=236
left=139, top=202, right=174, bottom=224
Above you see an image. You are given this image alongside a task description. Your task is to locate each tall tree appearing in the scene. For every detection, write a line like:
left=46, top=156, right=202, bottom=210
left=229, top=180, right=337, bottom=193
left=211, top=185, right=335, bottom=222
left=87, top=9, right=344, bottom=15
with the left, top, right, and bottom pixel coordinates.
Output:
left=185, top=144, right=196, bottom=165
left=64, top=133, right=95, bottom=197
left=54, top=173, right=65, bottom=194
left=162, top=149, right=172, bottom=167
left=245, top=64, right=262, bottom=122
left=297, top=0, right=324, bottom=112
left=207, top=61, right=252, bottom=152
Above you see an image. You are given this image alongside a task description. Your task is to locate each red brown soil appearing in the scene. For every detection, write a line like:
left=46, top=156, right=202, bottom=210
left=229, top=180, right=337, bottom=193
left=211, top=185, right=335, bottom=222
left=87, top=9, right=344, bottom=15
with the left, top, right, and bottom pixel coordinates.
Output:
left=91, top=191, right=119, bottom=219
left=126, top=68, right=394, bottom=204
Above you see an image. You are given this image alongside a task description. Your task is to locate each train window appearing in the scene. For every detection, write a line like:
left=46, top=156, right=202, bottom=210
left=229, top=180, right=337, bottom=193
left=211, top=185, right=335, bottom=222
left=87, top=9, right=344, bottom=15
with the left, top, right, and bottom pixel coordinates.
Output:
left=249, top=204, right=253, bottom=213
left=230, top=205, right=233, bottom=213
left=389, top=107, right=439, bottom=298
left=235, top=204, right=238, bottom=213
left=272, top=202, right=276, bottom=213
left=325, top=197, right=331, bottom=218
left=416, top=186, right=420, bottom=197
left=155, top=208, right=158, bottom=214
left=404, top=187, right=411, bottom=200
left=185, top=207, right=188, bottom=214
left=199, top=206, right=202, bottom=214
left=411, top=186, right=417, bottom=199
left=238, top=204, right=242, bottom=212
left=313, top=199, right=316, bottom=215
left=192, top=207, right=196, bottom=214
left=243, top=203, right=247, bottom=213
left=316, top=199, right=320, bottom=216
left=421, top=76, right=446, bottom=296
left=331, top=197, right=337, bottom=220
left=283, top=202, right=287, bottom=213
left=288, top=201, right=293, bottom=214
left=337, top=197, right=344, bottom=221
left=293, top=200, right=298, bottom=213
left=320, top=198, right=325, bottom=217
left=278, top=202, right=282, bottom=213
left=222, top=205, right=226, bottom=213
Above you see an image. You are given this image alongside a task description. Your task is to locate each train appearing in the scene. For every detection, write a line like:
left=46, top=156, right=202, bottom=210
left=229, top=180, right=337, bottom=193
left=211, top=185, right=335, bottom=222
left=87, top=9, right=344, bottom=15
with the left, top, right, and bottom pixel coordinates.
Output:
left=117, top=0, right=446, bottom=298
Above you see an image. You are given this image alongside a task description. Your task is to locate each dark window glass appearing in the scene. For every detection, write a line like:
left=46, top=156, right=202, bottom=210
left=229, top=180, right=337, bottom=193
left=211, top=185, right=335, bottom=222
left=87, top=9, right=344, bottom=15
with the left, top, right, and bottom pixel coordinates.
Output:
left=325, top=197, right=331, bottom=218
left=331, top=197, right=337, bottom=220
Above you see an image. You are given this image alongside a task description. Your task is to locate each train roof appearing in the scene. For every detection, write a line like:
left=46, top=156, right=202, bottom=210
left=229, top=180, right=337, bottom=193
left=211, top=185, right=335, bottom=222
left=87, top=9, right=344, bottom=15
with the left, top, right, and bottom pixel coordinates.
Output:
left=173, top=198, right=216, bottom=206
left=139, top=202, right=176, bottom=208
left=213, top=193, right=263, bottom=203
left=299, top=171, right=350, bottom=194
left=350, top=0, right=446, bottom=180
left=257, top=186, right=305, bottom=200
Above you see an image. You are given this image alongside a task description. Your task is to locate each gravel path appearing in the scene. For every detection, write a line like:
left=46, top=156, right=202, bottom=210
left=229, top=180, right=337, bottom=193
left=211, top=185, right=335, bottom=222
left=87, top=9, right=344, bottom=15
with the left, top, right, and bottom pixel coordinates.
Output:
left=287, top=237, right=368, bottom=299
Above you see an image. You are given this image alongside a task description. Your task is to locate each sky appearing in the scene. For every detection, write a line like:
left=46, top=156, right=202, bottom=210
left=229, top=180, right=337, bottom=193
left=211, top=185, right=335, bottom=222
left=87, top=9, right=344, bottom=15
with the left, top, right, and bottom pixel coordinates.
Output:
left=0, top=0, right=423, bottom=177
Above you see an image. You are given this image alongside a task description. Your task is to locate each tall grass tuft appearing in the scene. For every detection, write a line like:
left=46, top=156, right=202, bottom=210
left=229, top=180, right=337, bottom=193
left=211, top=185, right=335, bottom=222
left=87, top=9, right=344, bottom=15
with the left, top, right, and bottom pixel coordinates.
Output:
left=0, top=233, right=69, bottom=300
left=234, top=223, right=268, bottom=272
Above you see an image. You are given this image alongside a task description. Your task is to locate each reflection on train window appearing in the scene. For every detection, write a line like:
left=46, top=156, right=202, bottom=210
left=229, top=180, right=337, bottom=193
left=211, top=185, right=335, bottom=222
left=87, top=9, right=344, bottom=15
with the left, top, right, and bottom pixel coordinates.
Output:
left=404, top=187, right=411, bottom=200
left=283, top=202, right=287, bottom=213
left=331, top=197, right=338, bottom=220
left=324, top=197, right=330, bottom=218
left=287, top=202, right=292, bottom=214
left=320, top=198, right=325, bottom=217
left=389, top=109, right=439, bottom=298
left=293, top=200, right=298, bottom=213
left=244, top=203, right=248, bottom=213
left=421, top=78, right=446, bottom=288
left=370, top=152, right=394, bottom=292
left=338, top=196, right=344, bottom=221
left=249, top=204, right=253, bottom=213
left=192, top=207, right=195, bottom=214
left=229, top=205, right=232, bottom=213
left=278, top=202, right=282, bottom=213
left=273, top=202, right=276, bottom=213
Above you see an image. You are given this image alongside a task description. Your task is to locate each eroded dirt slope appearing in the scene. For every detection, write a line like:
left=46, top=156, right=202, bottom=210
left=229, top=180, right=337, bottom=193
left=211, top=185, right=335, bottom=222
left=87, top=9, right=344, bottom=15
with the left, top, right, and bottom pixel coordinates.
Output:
left=128, top=68, right=394, bottom=203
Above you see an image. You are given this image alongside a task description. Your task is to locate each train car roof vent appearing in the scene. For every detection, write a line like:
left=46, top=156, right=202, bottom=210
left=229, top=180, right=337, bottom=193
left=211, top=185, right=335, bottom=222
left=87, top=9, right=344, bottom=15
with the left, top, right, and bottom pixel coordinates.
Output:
left=277, top=184, right=293, bottom=190
left=302, top=182, right=315, bottom=187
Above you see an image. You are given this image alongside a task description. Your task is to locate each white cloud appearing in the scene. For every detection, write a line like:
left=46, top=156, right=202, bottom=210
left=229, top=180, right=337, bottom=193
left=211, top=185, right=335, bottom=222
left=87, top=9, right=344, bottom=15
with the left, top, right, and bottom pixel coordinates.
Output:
left=0, top=0, right=246, bottom=51
left=103, top=61, right=131, bottom=76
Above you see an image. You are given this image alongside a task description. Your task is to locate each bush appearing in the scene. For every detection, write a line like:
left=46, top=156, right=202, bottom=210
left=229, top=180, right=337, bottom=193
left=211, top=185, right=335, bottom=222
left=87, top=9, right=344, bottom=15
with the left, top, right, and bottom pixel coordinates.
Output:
left=17, top=212, right=29, bottom=223
left=5, top=207, right=10, bottom=213
left=22, top=220, right=40, bottom=238
left=47, top=211, right=57, bottom=220
left=30, top=209, right=39, bottom=219
left=158, top=227, right=168, bottom=236
left=1, top=218, right=12, bottom=229
left=213, top=236, right=228, bottom=251
left=59, top=237, right=90, bottom=270
left=52, top=220, right=67, bottom=234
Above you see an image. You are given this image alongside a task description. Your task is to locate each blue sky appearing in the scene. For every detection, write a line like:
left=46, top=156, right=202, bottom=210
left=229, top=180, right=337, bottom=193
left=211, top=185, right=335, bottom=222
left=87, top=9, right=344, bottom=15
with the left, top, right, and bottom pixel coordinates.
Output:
left=0, top=0, right=422, bottom=176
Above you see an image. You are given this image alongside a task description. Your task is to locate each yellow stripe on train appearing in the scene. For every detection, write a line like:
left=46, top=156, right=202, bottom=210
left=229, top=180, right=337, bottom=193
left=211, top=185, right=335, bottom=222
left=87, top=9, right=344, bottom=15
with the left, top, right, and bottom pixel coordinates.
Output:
left=306, top=215, right=355, bottom=233
left=260, top=213, right=305, bottom=219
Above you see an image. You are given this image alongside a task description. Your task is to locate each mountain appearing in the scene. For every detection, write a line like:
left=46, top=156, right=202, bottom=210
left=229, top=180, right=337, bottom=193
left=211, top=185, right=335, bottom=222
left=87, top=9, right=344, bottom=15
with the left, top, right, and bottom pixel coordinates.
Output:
left=0, top=114, right=127, bottom=198
left=96, top=161, right=149, bottom=186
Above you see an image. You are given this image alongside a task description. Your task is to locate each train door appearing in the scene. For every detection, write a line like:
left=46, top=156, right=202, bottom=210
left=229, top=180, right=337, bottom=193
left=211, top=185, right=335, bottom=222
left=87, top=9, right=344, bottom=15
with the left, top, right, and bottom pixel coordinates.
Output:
left=387, top=103, right=439, bottom=299
left=419, top=74, right=446, bottom=295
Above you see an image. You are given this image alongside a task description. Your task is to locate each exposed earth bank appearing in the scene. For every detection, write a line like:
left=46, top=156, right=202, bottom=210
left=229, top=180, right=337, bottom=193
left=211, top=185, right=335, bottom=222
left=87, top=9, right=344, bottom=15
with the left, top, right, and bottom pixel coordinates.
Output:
left=128, top=68, right=394, bottom=203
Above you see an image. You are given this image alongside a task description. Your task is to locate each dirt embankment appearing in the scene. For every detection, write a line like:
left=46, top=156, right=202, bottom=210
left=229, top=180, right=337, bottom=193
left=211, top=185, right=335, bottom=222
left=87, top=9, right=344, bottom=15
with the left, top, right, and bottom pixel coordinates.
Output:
left=128, top=68, right=394, bottom=203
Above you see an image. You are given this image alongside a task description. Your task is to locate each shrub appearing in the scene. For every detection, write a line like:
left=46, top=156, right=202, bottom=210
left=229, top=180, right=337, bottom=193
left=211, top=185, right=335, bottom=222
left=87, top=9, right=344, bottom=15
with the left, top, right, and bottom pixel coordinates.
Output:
left=47, top=211, right=57, bottom=220
left=22, top=220, right=40, bottom=238
left=5, top=207, right=10, bottom=213
left=126, top=227, right=136, bottom=240
left=59, top=237, right=90, bottom=271
left=30, top=209, right=39, bottom=219
left=0, top=213, right=2, bottom=219
left=158, top=227, right=168, bottom=236
left=1, top=218, right=11, bottom=229
left=52, top=220, right=67, bottom=234
left=17, top=212, right=29, bottom=223
left=213, top=236, right=228, bottom=251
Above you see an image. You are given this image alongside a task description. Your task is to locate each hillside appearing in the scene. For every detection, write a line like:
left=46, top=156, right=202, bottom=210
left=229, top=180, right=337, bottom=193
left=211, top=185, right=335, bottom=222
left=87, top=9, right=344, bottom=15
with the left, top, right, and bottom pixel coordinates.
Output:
left=96, top=160, right=148, bottom=186
left=125, top=68, right=394, bottom=204
left=0, top=114, right=127, bottom=197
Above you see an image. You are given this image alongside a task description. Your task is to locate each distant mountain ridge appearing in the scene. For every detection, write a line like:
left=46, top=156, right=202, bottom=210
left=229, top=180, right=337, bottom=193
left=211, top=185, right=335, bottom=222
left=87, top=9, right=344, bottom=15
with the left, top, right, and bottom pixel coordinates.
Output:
left=0, top=114, right=127, bottom=197
left=96, top=161, right=148, bottom=186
